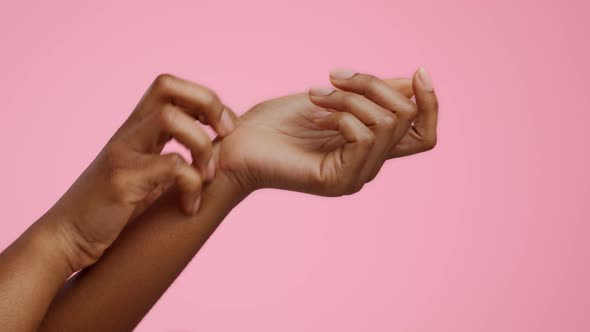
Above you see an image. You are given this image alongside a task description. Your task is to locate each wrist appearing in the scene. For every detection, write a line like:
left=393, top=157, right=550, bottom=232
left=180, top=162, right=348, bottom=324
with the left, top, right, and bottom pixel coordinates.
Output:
left=207, top=170, right=252, bottom=210
left=36, top=208, right=105, bottom=274
left=213, top=140, right=259, bottom=196
left=27, top=214, right=81, bottom=278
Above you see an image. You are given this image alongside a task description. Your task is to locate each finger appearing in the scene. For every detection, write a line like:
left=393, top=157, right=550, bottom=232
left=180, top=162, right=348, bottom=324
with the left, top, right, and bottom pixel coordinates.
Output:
left=313, top=112, right=375, bottom=192
left=330, top=71, right=421, bottom=170
left=329, top=71, right=418, bottom=136
left=129, top=181, right=173, bottom=220
left=308, top=87, right=397, bottom=180
left=144, top=74, right=236, bottom=137
left=388, top=68, right=438, bottom=158
left=412, top=67, right=438, bottom=150
left=308, top=87, right=393, bottom=127
left=383, top=78, right=413, bottom=98
left=132, top=153, right=203, bottom=215
left=127, top=105, right=215, bottom=181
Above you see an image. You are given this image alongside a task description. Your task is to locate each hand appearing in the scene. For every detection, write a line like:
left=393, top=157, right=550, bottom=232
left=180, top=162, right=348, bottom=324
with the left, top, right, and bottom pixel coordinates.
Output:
left=214, top=68, right=438, bottom=196
left=47, top=74, right=236, bottom=272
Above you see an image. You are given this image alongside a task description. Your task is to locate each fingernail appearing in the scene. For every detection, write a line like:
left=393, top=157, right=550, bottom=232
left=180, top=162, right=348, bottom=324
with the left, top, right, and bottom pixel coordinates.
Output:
left=146, top=185, right=163, bottom=203
left=330, top=69, right=356, bottom=80
left=418, top=67, right=433, bottom=91
left=219, top=109, right=235, bottom=136
left=206, top=159, right=216, bottom=182
left=309, top=86, right=335, bottom=96
left=191, top=196, right=201, bottom=215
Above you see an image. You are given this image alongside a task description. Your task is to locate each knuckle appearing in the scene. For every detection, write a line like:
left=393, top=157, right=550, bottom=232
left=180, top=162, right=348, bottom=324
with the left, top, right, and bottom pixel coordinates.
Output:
left=101, top=148, right=131, bottom=195
left=399, top=103, right=418, bottom=120
left=102, top=144, right=124, bottom=168
left=357, top=130, right=376, bottom=146
left=164, top=153, right=184, bottom=170
left=108, top=169, right=129, bottom=200
left=192, top=141, right=213, bottom=163
left=172, top=159, right=202, bottom=190
left=357, top=74, right=386, bottom=98
left=378, top=113, right=397, bottom=130
left=363, top=74, right=381, bottom=90
left=184, top=168, right=203, bottom=188
left=157, top=105, right=176, bottom=126
left=337, top=112, right=352, bottom=122
left=153, top=73, right=175, bottom=92
left=199, top=140, right=213, bottom=156
left=200, top=88, right=221, bottom=109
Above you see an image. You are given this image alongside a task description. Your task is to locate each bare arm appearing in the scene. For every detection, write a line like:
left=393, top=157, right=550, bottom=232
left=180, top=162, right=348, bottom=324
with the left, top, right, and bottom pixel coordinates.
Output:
left=0, top=73, right=238, bottom=331
left=40, top=70, right=437, bottom=331
left=40, top=174, right=246, bottom=331
left=0, top=216, right=74, bottom=331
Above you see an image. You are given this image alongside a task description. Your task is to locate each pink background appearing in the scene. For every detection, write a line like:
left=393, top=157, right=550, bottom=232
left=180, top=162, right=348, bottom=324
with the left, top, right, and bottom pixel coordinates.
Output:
left=1, top=0, right=589, bottom=331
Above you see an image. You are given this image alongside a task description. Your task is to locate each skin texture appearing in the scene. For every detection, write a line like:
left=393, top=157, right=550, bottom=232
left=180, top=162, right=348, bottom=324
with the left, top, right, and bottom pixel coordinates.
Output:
left=40, top=175, right=247, bottom=331
left=38, top=69, right=438, bottom=331
left=0, top=217, right=73, bottom=331
left=49, top=73, right=239, bottom=271
left=0, top=74, right=237, bottom=331
left=217, top=70, right=438, bottom=195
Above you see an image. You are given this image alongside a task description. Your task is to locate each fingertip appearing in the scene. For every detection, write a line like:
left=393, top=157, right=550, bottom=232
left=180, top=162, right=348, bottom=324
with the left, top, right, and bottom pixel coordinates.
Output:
left=181, top=192, right=201, bottom=216
left=206, top=158, right=216, bottom=182
left=329, top=69, right=356, bottom=81
left=415, top=67, right=434, bottom=92
left=217, top=109, right=235, bottom=137
left=309, top=86, right=336, bottom=97
left=191, top=196, right=201, bottom=216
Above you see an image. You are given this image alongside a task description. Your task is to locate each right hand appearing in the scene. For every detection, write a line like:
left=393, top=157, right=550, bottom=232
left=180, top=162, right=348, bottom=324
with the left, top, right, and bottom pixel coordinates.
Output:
left=215, top=68, right=438, bottom=196
left=47, top=74, right=236, bottom=272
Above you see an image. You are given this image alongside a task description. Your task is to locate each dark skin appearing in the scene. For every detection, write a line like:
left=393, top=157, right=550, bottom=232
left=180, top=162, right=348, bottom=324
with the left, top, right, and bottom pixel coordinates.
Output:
left=0, top=69, right=438, bottom=331
left=0, top=74, right=238, bottom=331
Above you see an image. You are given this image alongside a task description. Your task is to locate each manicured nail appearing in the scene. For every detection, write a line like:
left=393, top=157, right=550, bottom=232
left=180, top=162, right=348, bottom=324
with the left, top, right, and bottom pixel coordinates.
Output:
left=191, top=196, right=201, bottom=215
left=219, top=109, right=235, bottom=136
left=206, top=159, right=215, bottom=182
left=418, top=67, right=433, bottom=91
left=330, top=69, right=356, bottom=80
left=309, top=86, right=335, bottom=96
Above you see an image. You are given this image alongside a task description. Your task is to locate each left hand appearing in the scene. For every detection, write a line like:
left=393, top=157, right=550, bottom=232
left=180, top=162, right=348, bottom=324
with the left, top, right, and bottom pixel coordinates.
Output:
left=47, top=74, right=236, bottom=272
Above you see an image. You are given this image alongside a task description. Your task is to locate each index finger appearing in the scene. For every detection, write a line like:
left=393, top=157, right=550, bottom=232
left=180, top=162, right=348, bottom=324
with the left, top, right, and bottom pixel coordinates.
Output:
left=383, top=78, right=414, bottom=99
left=144, top=74, right=236, bottom=137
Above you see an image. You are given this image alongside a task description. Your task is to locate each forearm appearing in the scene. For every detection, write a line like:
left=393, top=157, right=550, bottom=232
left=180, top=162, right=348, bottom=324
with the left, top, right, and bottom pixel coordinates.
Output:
left=40, top=174, right=247, bottom=331
left=0, top=216, right=73, bottom=331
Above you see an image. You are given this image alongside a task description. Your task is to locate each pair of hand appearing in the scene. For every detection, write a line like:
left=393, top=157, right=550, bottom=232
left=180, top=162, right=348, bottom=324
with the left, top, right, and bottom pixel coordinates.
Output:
left=49, top=69, right=438, bottom=272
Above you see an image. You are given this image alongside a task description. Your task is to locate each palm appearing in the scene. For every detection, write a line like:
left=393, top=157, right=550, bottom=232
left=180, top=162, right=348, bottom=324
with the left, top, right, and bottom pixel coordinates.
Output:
left=217, top=93, right=347, bottom=194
